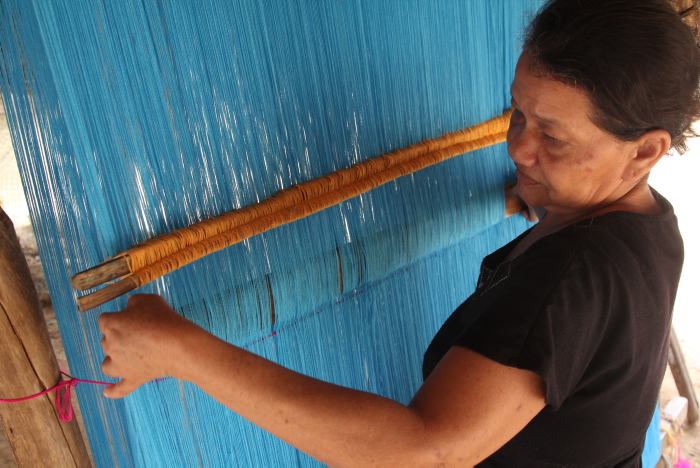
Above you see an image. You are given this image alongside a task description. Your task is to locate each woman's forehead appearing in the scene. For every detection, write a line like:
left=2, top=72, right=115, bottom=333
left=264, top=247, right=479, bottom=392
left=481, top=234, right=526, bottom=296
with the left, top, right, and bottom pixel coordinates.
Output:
left=511, top=54, right=595, bottom=134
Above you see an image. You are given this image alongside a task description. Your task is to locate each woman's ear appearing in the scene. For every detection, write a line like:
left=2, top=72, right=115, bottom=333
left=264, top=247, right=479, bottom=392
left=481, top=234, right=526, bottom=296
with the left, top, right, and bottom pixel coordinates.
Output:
left=623, top=129, right=672, bottom=181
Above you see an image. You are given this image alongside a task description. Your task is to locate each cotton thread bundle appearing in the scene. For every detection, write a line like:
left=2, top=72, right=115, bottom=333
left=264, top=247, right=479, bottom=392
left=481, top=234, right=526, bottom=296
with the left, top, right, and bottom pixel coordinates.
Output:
left=0, top=1, right=543, bottom=465
left=73, top=113, right=510, bottom=309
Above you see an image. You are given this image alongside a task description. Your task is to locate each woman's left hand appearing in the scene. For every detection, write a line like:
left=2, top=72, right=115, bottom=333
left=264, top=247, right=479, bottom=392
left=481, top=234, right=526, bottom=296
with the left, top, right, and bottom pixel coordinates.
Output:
left=97, top=294, right=545, bottom=466
left=98, top=294, right=197, bottom=398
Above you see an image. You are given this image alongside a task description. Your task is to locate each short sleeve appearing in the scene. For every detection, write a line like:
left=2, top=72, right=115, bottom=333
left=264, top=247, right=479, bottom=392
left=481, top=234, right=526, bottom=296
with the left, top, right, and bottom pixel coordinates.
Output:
left=457, top=246, right=614, bottom=410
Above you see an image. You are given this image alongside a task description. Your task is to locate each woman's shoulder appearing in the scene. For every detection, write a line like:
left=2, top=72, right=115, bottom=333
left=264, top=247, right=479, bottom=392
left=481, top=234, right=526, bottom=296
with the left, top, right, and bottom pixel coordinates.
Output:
left=521, top=188, right=682, bottom=269
left=571, top=188, right=683, bottom=273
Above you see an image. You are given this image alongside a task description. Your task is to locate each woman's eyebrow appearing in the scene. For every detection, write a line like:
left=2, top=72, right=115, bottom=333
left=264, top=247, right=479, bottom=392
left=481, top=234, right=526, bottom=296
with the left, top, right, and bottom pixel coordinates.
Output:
left=511, top=97, right=568, bottom=134
left=537, top=115, right=563, bottom=130
left=539, top=118, right=573, bottom=140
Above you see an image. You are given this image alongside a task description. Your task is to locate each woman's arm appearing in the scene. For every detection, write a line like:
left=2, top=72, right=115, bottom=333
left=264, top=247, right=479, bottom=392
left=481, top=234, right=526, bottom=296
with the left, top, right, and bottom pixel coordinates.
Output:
left=99, top=294, right=545, bottom=467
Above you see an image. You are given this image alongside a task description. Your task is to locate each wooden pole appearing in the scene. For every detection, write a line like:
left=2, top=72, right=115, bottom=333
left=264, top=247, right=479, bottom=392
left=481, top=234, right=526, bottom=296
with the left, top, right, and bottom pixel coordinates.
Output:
left=668, top=327, right=699, bottom=426
left=0, top=208, right=91, bottom=466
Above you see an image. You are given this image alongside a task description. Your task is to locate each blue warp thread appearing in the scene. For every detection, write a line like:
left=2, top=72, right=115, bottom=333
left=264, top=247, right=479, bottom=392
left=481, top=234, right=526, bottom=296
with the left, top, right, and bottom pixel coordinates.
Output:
left=0, top=1, right=555, bottom=466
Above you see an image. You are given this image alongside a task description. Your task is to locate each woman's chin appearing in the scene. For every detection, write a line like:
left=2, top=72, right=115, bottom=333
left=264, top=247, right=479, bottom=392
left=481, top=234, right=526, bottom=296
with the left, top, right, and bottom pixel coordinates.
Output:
left=516, top=183, right=547, bottom=208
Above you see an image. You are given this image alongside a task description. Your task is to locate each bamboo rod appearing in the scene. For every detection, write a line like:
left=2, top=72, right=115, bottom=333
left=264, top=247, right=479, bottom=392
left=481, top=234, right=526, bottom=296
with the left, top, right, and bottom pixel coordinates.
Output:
left=72, top=111, right=511, bottom=292
left=71, top=257, right=129, bottom=291
left=75, top=112, right=518, bottom=310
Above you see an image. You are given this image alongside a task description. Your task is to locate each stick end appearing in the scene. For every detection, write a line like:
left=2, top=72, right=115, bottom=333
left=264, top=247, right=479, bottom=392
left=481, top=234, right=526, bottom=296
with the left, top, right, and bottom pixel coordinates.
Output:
left=76, top=277, right=138, bottom=312
left=72, top=256, right=131, bottom=291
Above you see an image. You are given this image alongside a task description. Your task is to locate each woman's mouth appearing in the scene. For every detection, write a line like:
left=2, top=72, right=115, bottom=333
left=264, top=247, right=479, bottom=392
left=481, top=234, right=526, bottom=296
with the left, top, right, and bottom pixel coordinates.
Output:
left=516, top=170, right=539, bottom=185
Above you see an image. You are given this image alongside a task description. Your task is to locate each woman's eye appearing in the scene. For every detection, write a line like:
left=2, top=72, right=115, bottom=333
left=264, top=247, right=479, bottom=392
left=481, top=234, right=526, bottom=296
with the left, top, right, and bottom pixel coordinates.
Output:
left=511, top=109, right=525, bottom=125
left=543, top=133, right=561, bottom=144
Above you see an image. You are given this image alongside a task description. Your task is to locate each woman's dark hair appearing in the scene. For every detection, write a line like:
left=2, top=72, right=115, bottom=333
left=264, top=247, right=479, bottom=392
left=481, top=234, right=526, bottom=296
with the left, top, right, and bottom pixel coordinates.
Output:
left=524, top=0, right=700, bottom=153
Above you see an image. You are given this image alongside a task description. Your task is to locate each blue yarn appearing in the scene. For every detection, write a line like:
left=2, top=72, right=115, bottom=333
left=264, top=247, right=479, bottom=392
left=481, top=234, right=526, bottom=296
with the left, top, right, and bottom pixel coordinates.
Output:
left=641, top=406, right=662, bottom=468
left=0, top=1, right=548, bottom=465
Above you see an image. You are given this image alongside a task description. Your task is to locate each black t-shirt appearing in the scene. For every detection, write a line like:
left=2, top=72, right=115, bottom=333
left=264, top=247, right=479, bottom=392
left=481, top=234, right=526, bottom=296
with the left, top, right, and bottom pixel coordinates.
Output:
left=423, top=190, right=683, bottom=467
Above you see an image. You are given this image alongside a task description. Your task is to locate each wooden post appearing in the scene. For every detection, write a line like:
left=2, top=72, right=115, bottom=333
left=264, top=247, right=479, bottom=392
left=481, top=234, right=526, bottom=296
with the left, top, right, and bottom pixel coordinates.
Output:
left=0, top=208, right=91, bottom=466
left=668, top=327, right=699, bottom=426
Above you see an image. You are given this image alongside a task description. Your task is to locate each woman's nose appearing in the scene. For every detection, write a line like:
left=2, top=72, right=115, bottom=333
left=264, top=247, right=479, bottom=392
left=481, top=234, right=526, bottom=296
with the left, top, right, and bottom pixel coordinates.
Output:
left=507, top=126, right=539, bottom=167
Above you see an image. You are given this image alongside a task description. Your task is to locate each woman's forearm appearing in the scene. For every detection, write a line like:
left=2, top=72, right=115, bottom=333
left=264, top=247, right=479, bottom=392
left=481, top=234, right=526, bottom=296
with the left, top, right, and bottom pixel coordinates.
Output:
left=171, top=326, right=431, bottom=467
left=100, top=295, right=543, bottom=467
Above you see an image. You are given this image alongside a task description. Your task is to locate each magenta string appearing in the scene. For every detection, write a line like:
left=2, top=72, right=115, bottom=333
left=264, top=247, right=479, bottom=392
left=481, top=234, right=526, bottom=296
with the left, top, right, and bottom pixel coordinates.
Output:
left=0, top=370, right=110, bottom=422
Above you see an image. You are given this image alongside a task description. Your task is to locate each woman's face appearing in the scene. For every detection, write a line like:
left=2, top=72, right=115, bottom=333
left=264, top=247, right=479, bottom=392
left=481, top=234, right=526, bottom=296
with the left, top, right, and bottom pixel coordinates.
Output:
left=507, top=53, right=638, bottom=214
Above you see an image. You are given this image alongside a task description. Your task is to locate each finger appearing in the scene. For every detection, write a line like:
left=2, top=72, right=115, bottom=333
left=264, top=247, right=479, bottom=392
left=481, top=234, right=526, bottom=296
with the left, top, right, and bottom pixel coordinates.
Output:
left=101, top=356, right=120, bottom=378
left=100, top=334, right=109, bottom=353
left=98, top=312, right=119, bottom=333
left=104, top=379, right=142, bottom=399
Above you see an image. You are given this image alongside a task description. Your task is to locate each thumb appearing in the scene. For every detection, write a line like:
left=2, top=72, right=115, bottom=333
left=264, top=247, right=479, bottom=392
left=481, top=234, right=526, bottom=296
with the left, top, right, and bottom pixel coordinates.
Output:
left=103, top=378, right=143, bottom=399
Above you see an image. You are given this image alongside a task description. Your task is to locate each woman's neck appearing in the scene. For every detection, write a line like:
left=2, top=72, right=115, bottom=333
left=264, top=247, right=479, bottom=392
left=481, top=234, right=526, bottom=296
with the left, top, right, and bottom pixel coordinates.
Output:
left=539, top=181, right=660, bottom=233
left=503, top=181, right=660, bottom=263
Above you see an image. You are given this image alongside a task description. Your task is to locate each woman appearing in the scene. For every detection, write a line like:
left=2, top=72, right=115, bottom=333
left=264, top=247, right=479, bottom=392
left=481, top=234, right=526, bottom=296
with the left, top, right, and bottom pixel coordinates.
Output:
left=99, top=0, right=699, bottom=466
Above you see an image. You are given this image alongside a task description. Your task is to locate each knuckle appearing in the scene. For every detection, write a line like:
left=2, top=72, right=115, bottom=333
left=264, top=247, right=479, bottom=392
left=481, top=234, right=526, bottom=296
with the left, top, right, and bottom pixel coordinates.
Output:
left=127, top=294, right=145, bottom=306
left=99, top=312, right=119, bottom=332
left=101, top=357, right=117, bottom=377
left=128, top=293, right=158, bottom=307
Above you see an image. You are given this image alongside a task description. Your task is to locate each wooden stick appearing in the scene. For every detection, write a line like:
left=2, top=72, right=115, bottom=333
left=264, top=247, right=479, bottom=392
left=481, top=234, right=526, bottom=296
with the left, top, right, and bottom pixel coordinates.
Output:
left=71, top=256, right=129, bottom=291
left=76, top=131, right=512, bottom=310
left=0, top=208, right=91, bottom=466
left=668, top=326, right=699, bottom=426
left=72, top=112, right=511, bottom=291
left=76, top=276, right=139, bottom=312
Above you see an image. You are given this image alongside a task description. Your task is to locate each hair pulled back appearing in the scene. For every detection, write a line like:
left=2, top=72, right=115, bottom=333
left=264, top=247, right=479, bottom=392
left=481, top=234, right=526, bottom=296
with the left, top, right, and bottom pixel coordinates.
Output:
left=525, top=0, right=700, bottom=153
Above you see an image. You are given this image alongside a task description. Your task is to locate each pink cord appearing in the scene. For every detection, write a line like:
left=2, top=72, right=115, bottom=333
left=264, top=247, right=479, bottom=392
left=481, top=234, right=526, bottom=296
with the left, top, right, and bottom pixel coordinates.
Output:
left=0, top=370, right=110, bottom=422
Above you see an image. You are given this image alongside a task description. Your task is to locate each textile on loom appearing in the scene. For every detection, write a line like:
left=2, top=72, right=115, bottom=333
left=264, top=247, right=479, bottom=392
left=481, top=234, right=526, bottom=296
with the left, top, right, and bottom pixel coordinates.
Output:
left=0, top=1, right=556, bottom=465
